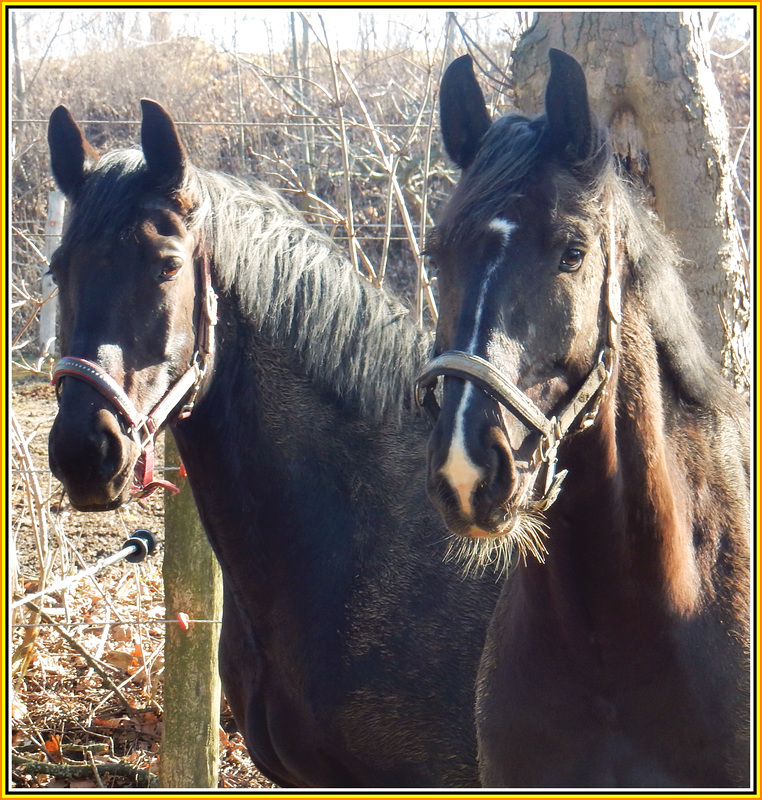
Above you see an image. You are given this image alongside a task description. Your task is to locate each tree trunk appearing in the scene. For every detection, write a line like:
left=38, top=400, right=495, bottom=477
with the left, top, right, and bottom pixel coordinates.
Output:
left=11, top=12, right=25, bottom=119
left=149, top=11, right=171, bottom=43
left=511, top=11, right=749, bottom=391
left=160, top=433, right=223, bottom=788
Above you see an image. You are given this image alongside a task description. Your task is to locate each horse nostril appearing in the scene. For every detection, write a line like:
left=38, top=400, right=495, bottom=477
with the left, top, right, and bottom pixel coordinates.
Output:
left=480, top=427, right=517, bottom=506
left=92, top=409, right=129, bottom=481
left=49, top=406, right=129, bottom=487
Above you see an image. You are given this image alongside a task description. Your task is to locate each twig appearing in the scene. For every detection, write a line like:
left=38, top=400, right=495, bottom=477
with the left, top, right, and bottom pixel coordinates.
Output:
left=449, top=14, right=513, bottom=88
left=417, top=31, right=454, bottom=328
left=252, top=150, right=378, bottom=282
left=21, top=601, right=135, bottom=712
left=337, top=58, right=436, bottom=319
left=11, top=408, right=50, bottom=587
left=11, top=287, right=57, bottom=349
left=319, top=15, right=360, bottom=276
left=711, top=37, right=750, bottom=60
left=87, top=750, right=106, bottom=789
left=12, top=224, right=50, bottom=265
left=12, top=754, right=157, bottom=788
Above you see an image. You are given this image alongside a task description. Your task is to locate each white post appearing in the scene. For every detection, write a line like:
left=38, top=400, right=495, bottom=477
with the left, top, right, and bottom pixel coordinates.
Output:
left=40, top=191, right=65, bottom=355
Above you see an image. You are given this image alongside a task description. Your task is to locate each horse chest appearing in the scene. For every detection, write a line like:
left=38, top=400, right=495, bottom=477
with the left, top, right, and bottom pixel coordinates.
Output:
left=478, top=570, right=744, bottom=788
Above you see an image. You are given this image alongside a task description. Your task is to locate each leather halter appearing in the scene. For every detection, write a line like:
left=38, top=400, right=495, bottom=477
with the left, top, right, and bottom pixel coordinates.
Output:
left=416, top=207, right=620, bottom=512
left=52, top=254, right=218, bottom=500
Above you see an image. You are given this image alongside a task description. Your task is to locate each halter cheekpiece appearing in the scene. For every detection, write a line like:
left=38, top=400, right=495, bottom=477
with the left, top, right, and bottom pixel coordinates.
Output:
left=51, top=254, right=217, bottom=499
left=416, top=206, right=620, bottom=513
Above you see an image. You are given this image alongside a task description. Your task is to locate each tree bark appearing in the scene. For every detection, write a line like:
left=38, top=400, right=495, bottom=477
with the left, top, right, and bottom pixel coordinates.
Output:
left=511, top=11, right=749, bottom=391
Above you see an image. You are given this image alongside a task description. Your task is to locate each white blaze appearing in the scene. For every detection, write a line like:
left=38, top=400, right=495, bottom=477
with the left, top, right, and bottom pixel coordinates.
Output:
left=440, top=218, right=516, bottom=515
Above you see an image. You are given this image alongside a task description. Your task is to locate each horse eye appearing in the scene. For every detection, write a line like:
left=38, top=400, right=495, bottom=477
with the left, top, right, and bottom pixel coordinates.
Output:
left=159, top=257, right=183, bottom=281
left=559, top=248, right=584, bottom=272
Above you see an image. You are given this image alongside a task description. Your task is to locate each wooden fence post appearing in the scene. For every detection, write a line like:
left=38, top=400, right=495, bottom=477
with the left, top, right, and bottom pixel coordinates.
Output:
left=160, top=432, right=223, bottom=788
left=41, top=190, right=64, bottom=355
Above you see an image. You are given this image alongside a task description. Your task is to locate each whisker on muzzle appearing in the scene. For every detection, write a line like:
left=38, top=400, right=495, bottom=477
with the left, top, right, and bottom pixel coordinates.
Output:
left=443, top=508, right=549, bottom=579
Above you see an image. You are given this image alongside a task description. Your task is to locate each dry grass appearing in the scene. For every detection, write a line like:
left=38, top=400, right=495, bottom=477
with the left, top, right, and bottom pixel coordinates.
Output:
left=10, top=380, right=274, bottom=789
left=9, top=11, right=750, bottom=789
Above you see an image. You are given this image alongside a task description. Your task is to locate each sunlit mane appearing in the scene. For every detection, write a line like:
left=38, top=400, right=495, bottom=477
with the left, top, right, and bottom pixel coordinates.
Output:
left=190, top=168, right=431, bottom=420
left=68, top=150, right=431, bottom=422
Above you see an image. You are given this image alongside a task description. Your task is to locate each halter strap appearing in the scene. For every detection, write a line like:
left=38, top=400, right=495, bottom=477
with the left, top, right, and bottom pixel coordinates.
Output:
left=51, top=254, right=217, bottom=500
left=416, top=350, right=609, bottom=445
left=416, top=352, right=553, bottom=438
left=416, top=205, right=619, bottom=512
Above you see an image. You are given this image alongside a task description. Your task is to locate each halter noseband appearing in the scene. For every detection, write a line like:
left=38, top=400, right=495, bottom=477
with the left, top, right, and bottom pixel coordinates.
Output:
left=416, top=207, right=620, bottom=513
left=51, top=254, right=218, bottom=500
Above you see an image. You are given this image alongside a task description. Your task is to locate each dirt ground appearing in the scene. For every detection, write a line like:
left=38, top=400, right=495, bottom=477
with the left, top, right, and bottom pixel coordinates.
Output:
left=10, top=376, right=276, bottom=789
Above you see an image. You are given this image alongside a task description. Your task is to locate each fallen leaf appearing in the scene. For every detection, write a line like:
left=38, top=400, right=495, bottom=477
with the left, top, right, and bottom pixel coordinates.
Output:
left=103, top=650, right=137, bottom=671
left=92, top=717, right=121, bottom=729
left=111, top=625, right=133, bottom=642
left=11, top=694, right=28, bottom=720
left=44, top=735, right=61, bottom=763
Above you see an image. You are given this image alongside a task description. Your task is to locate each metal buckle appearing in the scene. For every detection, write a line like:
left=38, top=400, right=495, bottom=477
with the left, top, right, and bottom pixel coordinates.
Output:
left=176, top=355, right=206, bottom=420
left=133, top=416, right=157, bottom=447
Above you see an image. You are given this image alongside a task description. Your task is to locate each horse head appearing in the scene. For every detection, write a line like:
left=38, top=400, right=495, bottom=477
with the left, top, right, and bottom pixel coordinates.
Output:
left=47, top=101, right=212, bottom=510
left=420, top=50, right=617, bottom=559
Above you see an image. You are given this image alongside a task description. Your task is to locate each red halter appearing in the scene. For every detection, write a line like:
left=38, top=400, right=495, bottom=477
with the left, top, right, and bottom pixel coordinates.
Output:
left=51, top=255, right=217, bottom=500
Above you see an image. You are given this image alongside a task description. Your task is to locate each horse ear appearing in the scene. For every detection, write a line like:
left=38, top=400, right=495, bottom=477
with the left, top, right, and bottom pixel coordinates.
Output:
left=48, top=105, right=99, bottom=199
left=439, top=55, right=492, bottom=170
left=140, top=99, right=186, bottom=193
left=544, top=49, right=594, bottom=163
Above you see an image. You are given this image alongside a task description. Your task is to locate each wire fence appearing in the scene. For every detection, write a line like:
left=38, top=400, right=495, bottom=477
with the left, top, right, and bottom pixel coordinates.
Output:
left=11, top=22, right=751, bottom=361
left=9, top=10, right=752, bottom=788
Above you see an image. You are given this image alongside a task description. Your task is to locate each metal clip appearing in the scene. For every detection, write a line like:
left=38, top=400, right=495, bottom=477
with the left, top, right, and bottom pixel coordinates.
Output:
left=177, top=402, right=195, bottom=420
left=538, top=420, right=560, bottom=464
left=543, top=452, right=557, bottom=498
left=535, top=469, right=568, bottom=512
left=134, top=416, right=157, bottom=447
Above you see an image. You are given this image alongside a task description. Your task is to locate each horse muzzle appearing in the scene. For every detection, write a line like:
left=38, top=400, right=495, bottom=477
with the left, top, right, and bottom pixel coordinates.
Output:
left=49, top=387, right=140, bottom=511
left=426, top=458, right=542, bottom=541
left=425, top=401, right=526, bottom=538
left=418, top=349, right=611, bottom=535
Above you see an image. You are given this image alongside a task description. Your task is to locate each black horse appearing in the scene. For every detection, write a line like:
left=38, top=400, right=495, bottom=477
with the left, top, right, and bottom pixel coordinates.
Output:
left=46, top=101, right=500, bottom=788
left=418, top=50, right=750, bottom=787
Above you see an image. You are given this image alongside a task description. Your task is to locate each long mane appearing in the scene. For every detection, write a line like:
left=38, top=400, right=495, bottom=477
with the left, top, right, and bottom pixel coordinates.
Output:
left=608, top=178, right=745, bottom=416
left=189, top=167, right=431, bottom=421
left=66, top=150, right=431, bottom=422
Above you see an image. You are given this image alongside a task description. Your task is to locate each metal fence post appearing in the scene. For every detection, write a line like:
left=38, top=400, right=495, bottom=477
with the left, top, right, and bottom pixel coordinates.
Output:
left=41, top=190, right=64, bottom=355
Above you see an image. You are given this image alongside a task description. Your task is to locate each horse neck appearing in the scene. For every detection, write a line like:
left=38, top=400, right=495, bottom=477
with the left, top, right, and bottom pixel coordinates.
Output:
left=609, top=300, right=703, bottom=615
left=541, top=287, right=749, bottom=623
left=171, top=294, right=431, bottom=604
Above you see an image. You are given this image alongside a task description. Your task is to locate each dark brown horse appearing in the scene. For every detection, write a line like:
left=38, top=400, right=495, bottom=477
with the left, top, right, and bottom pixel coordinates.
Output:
left=418, top=50, right=750, bottom=788
left=46, top=101, right=501, bottom=787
